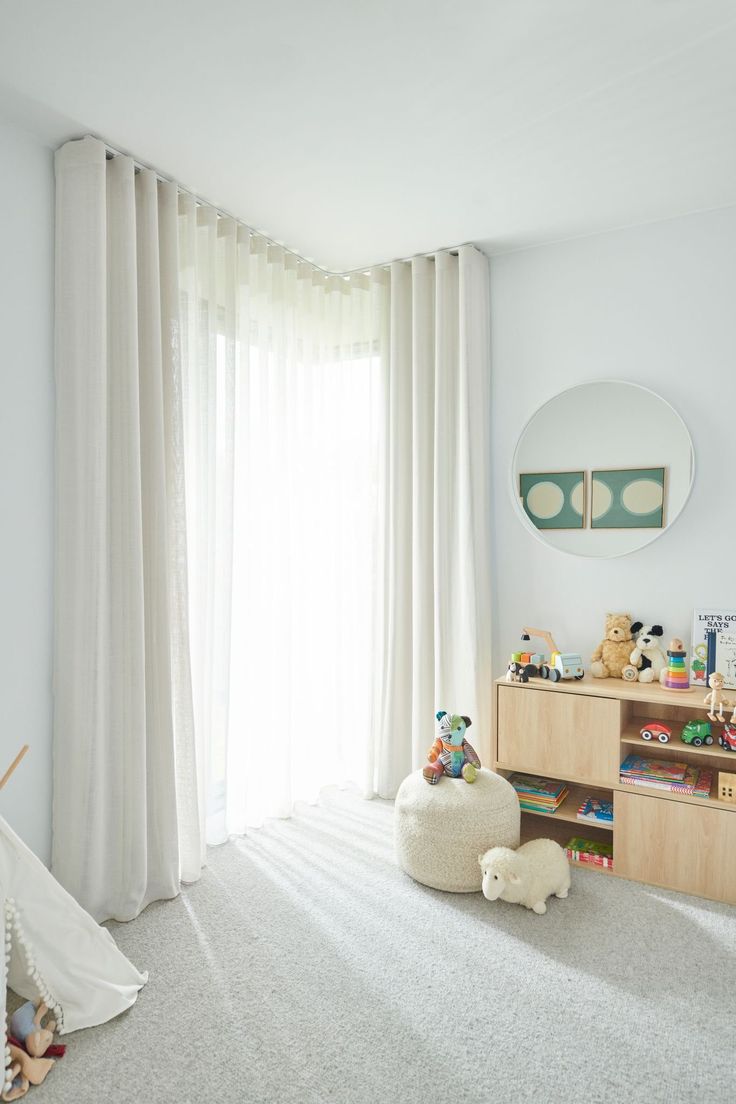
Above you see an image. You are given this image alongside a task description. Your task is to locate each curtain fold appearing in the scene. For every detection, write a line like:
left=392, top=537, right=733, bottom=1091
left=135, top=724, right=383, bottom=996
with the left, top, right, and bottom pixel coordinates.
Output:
left=54, top=138, right=202, bottom=921
left=371, top=247, right=493, bottom=798
left=54, top=136, right=491, bottom=908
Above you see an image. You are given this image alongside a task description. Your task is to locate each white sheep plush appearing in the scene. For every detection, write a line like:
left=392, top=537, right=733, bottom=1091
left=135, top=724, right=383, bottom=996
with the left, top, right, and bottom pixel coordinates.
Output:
left=478, top=839, right=571, bottom=915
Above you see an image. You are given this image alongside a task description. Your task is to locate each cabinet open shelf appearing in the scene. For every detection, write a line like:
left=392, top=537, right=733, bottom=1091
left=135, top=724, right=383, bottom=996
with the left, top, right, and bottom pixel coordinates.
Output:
left=621, top=725, right=736, bottom=767
left=503, top=777, right=613, bottom=829
left=518, top=812, right=616, bottom=874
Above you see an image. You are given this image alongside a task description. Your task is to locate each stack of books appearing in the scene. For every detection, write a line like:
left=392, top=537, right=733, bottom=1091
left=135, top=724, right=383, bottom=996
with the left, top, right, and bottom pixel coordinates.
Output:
left=565, top=836, right=614, bottom=869
left=508, top=773, right=568, bottom=814
left=619, top=754, right=713, bottom=798
left=577, top=796, right=614, bottom=826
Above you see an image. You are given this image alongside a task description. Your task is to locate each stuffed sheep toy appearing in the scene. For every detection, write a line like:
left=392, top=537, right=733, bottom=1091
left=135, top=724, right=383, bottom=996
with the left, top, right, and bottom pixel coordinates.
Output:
left=479, top=839, right=570, bottom=915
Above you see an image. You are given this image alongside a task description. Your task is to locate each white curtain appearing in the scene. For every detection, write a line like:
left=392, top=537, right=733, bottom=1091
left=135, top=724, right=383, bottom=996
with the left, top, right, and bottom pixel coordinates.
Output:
left=371, top=252, right=493, bottom=795
left=54, top=138, right=202, bottom=922
left=188, top=240, right=492, bottom=835
left=179, top=215, right=387, bottom=836
left=54, top=135, right=492, bottom=893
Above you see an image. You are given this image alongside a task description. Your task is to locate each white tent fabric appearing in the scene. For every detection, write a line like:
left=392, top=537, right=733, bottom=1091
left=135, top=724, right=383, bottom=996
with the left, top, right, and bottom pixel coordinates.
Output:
left=1, top=813, right=146, bottom=1078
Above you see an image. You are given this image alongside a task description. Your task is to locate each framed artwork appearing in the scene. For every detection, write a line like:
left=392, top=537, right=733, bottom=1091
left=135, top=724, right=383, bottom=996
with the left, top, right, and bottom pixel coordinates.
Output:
left=519, top=471, right=586, bottom=530
left=591, top=467, right=666, bottom=529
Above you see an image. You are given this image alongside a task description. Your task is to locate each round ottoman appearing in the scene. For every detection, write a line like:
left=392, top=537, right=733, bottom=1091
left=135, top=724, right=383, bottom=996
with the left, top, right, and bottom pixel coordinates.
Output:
left=394, top=768, right=520, bottom=892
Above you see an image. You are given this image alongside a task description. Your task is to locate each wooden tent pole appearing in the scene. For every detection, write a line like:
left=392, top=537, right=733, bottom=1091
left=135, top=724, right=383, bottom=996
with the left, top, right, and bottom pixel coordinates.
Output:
left=0, top=745, right=29, bottom=791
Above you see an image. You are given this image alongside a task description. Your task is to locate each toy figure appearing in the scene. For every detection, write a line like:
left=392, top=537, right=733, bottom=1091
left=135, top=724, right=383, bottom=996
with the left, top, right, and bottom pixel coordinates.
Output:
left=9, top=1000, right=56, bottom=1058
left=704, top=671, right=732, bottom=722
left=423, top=711, right=481, bottom=784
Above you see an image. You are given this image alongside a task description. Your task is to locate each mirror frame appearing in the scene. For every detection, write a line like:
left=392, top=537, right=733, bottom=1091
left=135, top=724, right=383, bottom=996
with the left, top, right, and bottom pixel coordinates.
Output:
left=510, top=380, right=696, bottom=559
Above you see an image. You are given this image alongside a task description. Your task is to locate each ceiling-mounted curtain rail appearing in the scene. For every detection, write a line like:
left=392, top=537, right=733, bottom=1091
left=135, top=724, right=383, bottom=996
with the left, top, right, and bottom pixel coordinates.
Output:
left=92, top=134, right=469, bottom=278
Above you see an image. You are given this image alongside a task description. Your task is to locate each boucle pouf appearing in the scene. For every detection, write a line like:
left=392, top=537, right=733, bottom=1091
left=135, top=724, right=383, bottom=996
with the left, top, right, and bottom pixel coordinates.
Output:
left=394, top=768, right=520, bottom=892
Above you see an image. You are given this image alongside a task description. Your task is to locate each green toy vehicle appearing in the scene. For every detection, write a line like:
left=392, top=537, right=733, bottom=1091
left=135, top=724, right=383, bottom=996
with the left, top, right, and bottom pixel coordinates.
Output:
left=681, top=719, right=713, bottom=748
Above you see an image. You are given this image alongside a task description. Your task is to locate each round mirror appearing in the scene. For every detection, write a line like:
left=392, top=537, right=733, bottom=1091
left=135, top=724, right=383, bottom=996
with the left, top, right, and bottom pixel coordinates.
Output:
left=512, top=381, right=694, bottom=558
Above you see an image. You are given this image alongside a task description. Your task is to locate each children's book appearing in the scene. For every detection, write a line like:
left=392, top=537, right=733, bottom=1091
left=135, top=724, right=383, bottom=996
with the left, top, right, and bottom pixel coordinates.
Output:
left=619, top=766, right=712, bottom=798
left=619, top=754, right=689, bottom=782
left=508, top=774, right=567, bottom=799
left=577, top=796, right=614, bottom=824
left=565, top=836, right=614, bottom=868
left=691, top=608, right=736, bottom=686
left=705, top=628, right=736, bottom=691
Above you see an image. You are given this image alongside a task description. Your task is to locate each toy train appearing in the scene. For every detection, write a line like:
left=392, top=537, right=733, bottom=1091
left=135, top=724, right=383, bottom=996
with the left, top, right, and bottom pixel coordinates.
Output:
left=507, top=627, right=584, bottom=684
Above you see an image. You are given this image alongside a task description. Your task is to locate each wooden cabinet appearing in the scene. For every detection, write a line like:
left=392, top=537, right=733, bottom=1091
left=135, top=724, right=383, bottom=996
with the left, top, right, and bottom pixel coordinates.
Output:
left=493, top=676, right=736, bottom=904
left=496, top=684, right=619, bottom=786
left=616, top=791, right=736, bottom=903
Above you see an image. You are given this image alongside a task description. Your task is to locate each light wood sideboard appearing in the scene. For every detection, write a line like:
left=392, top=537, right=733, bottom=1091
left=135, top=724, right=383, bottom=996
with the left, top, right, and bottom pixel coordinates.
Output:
left=492, top=676, right=736, bottom=904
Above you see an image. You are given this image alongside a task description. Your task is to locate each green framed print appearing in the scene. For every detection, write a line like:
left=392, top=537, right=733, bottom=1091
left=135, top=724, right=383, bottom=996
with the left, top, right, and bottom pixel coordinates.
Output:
left=591, top=467, right=666, bottom=529
left=519, top=471, right=586, bottom=530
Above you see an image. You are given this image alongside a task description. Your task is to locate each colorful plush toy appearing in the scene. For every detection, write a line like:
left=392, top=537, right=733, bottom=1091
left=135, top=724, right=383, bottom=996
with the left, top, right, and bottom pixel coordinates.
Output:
left=423, top=711, right=481, bottom=784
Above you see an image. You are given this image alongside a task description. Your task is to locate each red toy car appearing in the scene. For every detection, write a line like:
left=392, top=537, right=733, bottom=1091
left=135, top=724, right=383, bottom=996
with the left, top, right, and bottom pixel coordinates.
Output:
left=719, top=724, right=736, bottom=752
left=640, top=722, right=671, bottom=744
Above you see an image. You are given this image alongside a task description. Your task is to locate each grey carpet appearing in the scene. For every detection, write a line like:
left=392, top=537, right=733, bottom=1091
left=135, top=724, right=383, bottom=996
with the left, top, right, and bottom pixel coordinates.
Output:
left=19, top=788, right=736, bottom=1104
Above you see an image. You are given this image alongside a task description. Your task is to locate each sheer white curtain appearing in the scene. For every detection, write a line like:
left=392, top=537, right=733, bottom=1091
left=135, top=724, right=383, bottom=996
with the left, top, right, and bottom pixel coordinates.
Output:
left=54, top=137, right=202, bottom=922
left=179, top=216, right=387, bottom=835
left=185, top=238, right=492, bottom=837
left=54, top=134, right=492, bottom=890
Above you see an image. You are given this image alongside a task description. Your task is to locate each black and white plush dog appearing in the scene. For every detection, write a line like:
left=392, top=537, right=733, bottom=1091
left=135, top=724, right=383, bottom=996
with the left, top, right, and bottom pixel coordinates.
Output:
left=622, top=622, right=666, bottom=683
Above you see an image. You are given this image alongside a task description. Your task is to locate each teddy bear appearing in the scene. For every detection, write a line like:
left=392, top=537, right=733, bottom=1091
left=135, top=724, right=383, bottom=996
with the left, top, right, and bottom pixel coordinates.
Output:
left=423, top=711, right=481, bottom=784
left=622, top=623, right=666, bottom=683
left=590, top=613, right=636, bottom=679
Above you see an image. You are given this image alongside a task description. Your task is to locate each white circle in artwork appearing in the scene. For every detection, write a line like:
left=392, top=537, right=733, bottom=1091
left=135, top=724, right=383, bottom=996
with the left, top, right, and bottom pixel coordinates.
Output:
left=570, top=480, right=584, bottom=516
left=526, top=481, right=564, bottom=519
left=591, top=479, right=613, bottom=520
left=622, top=478, right=663, bottom=515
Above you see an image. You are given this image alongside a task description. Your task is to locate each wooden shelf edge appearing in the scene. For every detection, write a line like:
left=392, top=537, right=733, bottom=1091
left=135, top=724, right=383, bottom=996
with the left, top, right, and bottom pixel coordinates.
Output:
left=496, top=675, right=714, bottom=711
left=495, top=761, right=614, bottom=791
left=614, top=779, right=736, bottom=812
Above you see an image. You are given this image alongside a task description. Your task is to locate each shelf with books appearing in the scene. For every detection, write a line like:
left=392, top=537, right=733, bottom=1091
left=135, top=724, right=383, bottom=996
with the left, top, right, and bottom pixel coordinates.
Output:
left=614, top=777, right=721, bottom=810
left=617, top=749, right=724, bottom=809
left=519, top=815, right=617, bottom=875
left=515, top=781, right=614, bottom=829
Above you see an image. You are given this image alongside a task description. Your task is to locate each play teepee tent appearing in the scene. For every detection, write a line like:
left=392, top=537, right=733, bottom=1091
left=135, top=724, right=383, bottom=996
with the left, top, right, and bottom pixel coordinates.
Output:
left=2, top=748, right=147, bottom=1093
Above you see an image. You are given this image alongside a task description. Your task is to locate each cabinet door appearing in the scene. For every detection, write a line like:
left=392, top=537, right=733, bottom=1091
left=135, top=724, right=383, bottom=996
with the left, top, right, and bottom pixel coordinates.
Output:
left=496, top=685, right=619, bottom=785
left=616, top=791, right=736, bottom=904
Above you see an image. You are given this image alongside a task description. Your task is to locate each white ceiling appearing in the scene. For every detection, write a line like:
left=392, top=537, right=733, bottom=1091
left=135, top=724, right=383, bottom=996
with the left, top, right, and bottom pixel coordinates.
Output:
left=1, top=1, right=735, bottom=271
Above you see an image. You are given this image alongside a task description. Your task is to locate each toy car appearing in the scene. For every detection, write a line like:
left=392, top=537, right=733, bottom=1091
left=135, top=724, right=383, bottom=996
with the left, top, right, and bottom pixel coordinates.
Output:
left=640, top=722, right=671, bottom=744
left=718, top=724, right=736, bottom=752
left=681, top=719, right=713, bottom=747
left=539, top=652, right=585, bottom=683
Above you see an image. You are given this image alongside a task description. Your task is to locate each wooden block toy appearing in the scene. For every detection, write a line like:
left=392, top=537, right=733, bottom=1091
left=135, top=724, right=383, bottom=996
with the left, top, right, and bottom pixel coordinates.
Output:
left=717, top=771, right=736, bottom=805
left=662, top=638, right=693, bottom=691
